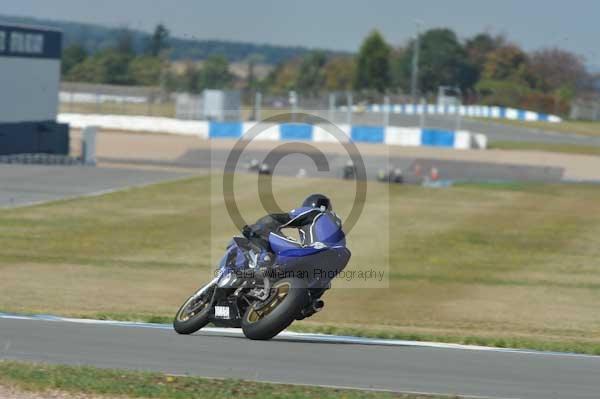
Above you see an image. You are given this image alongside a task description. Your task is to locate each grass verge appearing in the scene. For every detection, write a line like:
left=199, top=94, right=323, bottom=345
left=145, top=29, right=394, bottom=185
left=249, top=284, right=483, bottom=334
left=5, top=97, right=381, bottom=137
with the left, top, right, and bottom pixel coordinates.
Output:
left=2, top=175, right=600, bottom=356
left=472, top=118, right=600, bottom=137
left=288, top=323, right=600, bottom=355
left=0, top=361, right=443, bottom=399
left=489, top=140, right=600, bottom=156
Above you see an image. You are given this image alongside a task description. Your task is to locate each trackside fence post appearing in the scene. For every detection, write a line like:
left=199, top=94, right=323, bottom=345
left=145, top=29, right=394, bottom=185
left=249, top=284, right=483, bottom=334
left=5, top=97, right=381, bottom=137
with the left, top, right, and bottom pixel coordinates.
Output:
left=82, top=126, right=98, bottom=166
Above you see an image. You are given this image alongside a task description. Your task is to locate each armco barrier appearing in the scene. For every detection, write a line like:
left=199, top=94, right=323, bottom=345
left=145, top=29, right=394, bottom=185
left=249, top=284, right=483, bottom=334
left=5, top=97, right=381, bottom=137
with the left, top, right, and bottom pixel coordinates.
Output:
left=57, top=114, right=487, bottom=149
left=359, top=104, right=562, bottom=123
left=209, top=121, right=483, bottom=149
left=208, top=121, right=243, bottom=138
left=421, top=129, right=455, bottom=148
left=280, top=123, right=313, bottom=141
left=350, top=125, right=385, bottom=143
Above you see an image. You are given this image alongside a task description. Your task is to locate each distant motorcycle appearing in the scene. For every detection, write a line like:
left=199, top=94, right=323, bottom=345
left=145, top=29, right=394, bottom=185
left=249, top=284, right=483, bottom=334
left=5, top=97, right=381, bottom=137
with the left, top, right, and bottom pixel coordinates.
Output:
left=377, top=167, right=404, bottom=184
left=342, top=160, right=356, bottom=180
left=173, top=211, right=351, bottom=340
left=247, top=159, right=272, bottom=175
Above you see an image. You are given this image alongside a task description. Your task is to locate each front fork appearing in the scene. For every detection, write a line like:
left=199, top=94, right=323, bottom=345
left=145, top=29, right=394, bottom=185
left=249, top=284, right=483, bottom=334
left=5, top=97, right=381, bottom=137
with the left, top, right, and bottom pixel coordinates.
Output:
left=191, top=276, right=219, bottom=299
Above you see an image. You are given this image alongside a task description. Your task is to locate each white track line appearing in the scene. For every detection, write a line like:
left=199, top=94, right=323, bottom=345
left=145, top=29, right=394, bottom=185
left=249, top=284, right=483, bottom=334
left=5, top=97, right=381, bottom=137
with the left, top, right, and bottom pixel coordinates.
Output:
left=1, top=313, right=598, bottom=359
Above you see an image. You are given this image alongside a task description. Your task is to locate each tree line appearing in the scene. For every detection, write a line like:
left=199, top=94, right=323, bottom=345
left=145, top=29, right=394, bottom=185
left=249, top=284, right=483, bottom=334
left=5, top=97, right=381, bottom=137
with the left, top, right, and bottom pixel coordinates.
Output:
left=61, top=24, right=596, bottom=115
left=61, top=25, right=237, bottom=93
left=1, top=14, right=325, bottom=64
left=267, top=29, right=594, bottom=115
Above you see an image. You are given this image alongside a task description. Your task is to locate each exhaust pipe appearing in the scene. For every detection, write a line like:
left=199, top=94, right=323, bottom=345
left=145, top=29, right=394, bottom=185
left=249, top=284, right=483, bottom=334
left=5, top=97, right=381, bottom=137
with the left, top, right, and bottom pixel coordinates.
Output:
left=299, top=299, right=325, bottom=319
left=312, top=299, right=325, bottom=313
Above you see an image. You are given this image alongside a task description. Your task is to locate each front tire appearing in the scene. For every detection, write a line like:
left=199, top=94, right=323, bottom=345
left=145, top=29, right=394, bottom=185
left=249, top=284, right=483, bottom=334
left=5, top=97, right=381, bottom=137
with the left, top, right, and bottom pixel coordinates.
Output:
left=173, top=286, right=213, bottom=335
left=242, top=278, right=308, bottom=340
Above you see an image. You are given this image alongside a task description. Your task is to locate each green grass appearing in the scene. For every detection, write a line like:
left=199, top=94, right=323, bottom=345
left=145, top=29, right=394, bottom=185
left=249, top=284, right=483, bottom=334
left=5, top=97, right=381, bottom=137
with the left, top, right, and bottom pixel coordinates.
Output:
left=0, top=361, right=440, bottom=399
left=473, top=118, right=600, bottom=137
left=60, top=101, right=177, bottom=118
left=286, top=324, right=600, bottom=355
left=1, top=174, right=600, bottom=355
left=59, top=101, right=291, bottom=121
left=489, top=140, right=600, bottom=156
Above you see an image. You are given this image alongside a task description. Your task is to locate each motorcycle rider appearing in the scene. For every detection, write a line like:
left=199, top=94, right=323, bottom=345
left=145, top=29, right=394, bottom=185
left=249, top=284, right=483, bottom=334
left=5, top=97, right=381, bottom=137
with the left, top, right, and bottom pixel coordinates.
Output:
left=241, top=194, right=341, bottom=257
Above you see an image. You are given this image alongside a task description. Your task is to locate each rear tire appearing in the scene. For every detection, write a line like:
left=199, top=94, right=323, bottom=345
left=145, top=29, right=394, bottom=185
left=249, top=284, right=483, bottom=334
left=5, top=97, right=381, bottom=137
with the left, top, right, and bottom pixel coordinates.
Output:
left=173, top=288, right=213, bottom=335
left=241, top=278, right=308, bottom=340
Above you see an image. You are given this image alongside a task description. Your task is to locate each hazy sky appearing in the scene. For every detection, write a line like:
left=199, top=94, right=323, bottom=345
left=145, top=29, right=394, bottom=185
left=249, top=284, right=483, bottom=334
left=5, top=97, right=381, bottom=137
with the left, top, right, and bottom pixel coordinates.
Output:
left=3, top=0, right=599, bottom=68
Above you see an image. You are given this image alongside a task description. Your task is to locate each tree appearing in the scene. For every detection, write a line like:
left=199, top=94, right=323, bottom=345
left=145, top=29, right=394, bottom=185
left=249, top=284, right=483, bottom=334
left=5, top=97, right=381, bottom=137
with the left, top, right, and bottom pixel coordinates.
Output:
left=66, top=49, right=134, bottom=85
left=264, top=60, right=300, bottom=93
left=476, top=79, right=531, bottom=107
left=354, top=30, right=391, bottom=93
left=465, top=33, right=505, bottom=74
left=128, top=56, right=162, bottom=86
left=477, top=45, right=533, bottom=107
left=482, top=45, right=529, bottom=83
left=116, top=27, right=135, bottom=56
left=389, top=47, right=407, bottom=91
left=182, top=62, right=201, bottom=93
left=395, top=28, right=477, bottom=94
left=62, top=44, right=87, bottom=76
left=147, top=24, right=170, bottom=57
left=65, top=57, right=104, bottom=83
left=529, top=48, right=589, bottom=94
left=324, top=57, right=355, bottom=91
left=245, top=53, right=265, bottom=90
left=196, top=55, right=233, bottom=90
left=296, top=51, right=327, bottom=95
left=99, top=49, right=135, bottom=84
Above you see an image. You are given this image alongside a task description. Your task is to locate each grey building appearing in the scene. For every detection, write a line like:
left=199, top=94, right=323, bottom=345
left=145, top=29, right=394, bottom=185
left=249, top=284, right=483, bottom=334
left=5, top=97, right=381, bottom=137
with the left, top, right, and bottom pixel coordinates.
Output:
left=0, top=23, right=69, bottom=155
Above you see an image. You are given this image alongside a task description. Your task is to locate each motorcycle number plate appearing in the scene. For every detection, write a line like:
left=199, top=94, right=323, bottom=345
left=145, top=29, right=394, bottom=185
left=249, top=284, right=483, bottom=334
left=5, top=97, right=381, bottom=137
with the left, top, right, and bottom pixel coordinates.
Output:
left=214, top=306, right=230, bottom=319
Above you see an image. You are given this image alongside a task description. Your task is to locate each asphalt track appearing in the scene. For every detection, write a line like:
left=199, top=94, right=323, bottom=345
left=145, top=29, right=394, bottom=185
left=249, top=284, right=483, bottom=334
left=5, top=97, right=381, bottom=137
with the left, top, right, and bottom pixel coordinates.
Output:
left=388, top=114, right=600, bottom=146
left=336, top=112, right=600, bottom=146
left=102, top=147, right=565, bottom=183
left=0, top=164, right=195, bottom=208
left=1, top=315, right=599, bottom=399
left=0, top=151, right=564, bottom=210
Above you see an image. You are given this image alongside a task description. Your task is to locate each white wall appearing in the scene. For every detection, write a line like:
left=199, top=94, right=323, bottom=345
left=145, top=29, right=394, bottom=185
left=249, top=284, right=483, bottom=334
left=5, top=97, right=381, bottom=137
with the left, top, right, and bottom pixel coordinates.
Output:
left=0, top=57, right=60, bottom=123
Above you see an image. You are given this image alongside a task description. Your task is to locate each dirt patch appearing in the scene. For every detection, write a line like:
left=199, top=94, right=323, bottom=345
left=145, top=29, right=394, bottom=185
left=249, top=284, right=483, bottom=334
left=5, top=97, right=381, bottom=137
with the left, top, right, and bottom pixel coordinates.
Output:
left=0, top=385, right=131, bottom=399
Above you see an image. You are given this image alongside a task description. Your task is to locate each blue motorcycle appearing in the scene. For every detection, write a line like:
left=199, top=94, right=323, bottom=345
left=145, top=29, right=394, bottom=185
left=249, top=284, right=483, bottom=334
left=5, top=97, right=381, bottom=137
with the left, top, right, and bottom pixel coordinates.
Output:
left=173, top=208, right=351, bottom=340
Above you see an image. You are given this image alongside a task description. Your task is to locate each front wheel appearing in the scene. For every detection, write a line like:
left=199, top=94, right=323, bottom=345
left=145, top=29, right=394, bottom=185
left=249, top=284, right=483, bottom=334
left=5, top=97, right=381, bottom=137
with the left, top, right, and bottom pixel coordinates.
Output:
left=173, top=285, right=214, bottom=335
left=241, top=278, right=308, bottom=340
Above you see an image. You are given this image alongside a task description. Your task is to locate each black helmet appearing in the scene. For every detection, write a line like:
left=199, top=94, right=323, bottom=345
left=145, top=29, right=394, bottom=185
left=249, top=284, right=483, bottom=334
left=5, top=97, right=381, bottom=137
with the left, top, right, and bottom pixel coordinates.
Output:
left=302, top=194, right=332, bottom=211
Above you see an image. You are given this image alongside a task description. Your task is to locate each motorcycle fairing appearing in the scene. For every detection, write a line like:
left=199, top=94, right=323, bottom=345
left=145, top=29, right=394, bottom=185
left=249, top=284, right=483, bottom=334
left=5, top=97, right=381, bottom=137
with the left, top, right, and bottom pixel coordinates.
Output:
left=268, top=211, right=351, bottom=289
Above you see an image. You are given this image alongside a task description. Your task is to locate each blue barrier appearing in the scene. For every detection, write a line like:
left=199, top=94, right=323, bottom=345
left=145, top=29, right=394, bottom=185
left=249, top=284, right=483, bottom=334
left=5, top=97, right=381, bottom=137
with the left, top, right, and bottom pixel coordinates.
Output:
left=205, top=122, right=477, bottom=149
left=350, top=125, right=385, bottom=143
left=421, top=129, right=455, bottom=148
left=363, top=104, right=561, bottom=123
left=279, top=123, right=313, bottom=141
left=209, top=122, right=243, bottom=138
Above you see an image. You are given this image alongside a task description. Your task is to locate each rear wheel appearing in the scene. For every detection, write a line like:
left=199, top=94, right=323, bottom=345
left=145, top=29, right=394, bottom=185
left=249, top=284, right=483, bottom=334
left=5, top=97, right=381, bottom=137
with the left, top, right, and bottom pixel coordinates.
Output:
left=241, top=278, right=308, bottom=340
left=173, top=286, right=214, bottom=335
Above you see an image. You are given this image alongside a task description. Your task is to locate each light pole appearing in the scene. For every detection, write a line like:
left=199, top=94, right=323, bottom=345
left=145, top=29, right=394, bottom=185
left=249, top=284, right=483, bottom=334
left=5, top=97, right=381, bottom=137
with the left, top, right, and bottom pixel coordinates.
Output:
left=410, top=20, right=423, bottom=104
left=289, top=90, right=298, bottom=122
